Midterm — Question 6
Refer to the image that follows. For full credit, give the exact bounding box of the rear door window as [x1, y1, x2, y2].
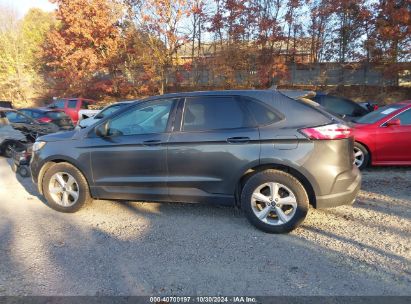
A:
[68, 100, 78, 109]
[182, 96, 251, 132]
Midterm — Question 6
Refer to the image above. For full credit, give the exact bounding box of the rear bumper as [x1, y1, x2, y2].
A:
[315, 167, 361, 208]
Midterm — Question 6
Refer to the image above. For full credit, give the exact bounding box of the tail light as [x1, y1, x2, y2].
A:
[373, 105, 379, 111]
[300, 123, 352, 140]
[37, 117, 52, 123]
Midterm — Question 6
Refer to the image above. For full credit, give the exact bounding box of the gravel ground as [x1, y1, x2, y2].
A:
[0, 157, 410, 296]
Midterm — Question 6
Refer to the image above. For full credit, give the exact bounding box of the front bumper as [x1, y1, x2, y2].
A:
[315, 167, 361, 208]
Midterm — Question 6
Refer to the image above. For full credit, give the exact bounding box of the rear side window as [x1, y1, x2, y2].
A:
[322, 96, 366, 117]
[182, 96, 250, 131]
[68, 100, 77, 108]
[243, 98, 282, 126]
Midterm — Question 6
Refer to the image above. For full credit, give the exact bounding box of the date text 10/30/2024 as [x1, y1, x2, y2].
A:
[149, 296, 257, 303]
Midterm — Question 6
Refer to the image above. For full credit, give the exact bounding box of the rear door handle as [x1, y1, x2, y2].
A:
[143, 140, 162, 146]
[227, 137, 250, 143]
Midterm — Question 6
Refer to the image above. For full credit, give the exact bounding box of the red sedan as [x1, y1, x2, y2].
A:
[352, 101, 411, 169]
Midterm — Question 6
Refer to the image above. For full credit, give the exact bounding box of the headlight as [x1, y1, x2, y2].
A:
[32, 141, 46, 152]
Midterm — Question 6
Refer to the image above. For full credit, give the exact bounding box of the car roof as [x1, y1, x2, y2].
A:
[21, 107, 63, 112]
[137, 89, 279, 102]
[60, 97, 96, 102]
[108, 101, 134, 105]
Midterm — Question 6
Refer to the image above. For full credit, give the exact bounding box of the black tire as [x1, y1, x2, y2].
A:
[18, 165, 30, 178]
[241, 169, 309, 233]
[42, 162, 92, 213]
[354, 142, 369, 170]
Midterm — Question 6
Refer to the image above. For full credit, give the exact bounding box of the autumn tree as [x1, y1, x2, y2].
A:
[0, 7, 55, 106]
[372, 0, 411, 63]
[133, 0, 193, 94]
[42, 0, 123, 98]
[250, 0, 288, 86]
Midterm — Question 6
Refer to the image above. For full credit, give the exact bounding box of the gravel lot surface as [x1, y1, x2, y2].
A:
[0, 157, 410, 296]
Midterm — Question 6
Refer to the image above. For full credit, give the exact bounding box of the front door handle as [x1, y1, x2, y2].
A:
[227, 137, 250, 143]
[143, 140, 162, 146]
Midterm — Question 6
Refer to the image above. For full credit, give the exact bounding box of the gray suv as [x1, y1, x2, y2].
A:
[30, 90, 361, 233]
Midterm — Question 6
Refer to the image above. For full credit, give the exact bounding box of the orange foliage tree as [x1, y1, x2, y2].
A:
[42, 0, 123, 98]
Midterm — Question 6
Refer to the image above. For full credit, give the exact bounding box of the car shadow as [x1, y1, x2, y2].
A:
[1, 157, 410, 295]
[2, 199, 410, 296]
[3, 157, 48, 205]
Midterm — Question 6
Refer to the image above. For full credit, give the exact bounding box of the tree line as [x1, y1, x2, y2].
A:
[0, 0, 410, 106]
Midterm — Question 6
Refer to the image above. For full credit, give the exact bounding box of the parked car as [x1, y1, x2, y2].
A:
[30, 90, 361, 233]
[311, 92, 370, 121]
[0, 108, 59, 143]
[77, 101, 133, 129]
[352, 101, 411, 169]
[359, 101, 379, 112]
[0, 112, 27, 157]
[48, 98, 97, 124]
[77, 108, 100, 124]
[20, 108, 74, 130]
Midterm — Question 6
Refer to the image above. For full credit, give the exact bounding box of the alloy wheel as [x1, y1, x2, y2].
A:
[48, 172, 80, 207]
[251, 182, 297, 226]
[354, 147, 364, 168]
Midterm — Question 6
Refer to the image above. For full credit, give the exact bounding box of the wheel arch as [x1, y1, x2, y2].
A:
[235, 163, 317, 208]
[354, 140, 372, 163]
[37, 157, 92, 195]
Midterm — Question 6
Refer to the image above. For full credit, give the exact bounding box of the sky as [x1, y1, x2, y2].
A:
[0, 0, 56, 18]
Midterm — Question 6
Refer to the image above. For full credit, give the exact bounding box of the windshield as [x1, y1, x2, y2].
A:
[354, 104, 404, 124]
[99, 104, 127, 117]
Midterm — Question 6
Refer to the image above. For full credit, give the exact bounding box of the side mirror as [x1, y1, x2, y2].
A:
[95, 113, 104, 119]
[95, 121, 109, 137]
[385, 119, 401, 127]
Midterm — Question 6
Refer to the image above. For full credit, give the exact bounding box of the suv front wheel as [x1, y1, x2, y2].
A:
[42, 162, 92, 212]
[241, 170, 309, 233]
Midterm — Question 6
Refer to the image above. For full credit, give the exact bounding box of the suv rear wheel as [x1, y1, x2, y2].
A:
[42, 162, 91, 212]
[241, 170, 309, 233]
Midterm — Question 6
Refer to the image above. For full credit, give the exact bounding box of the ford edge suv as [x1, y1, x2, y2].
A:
[30, 90, 361, 233]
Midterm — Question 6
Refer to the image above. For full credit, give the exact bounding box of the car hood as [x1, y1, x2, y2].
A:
[38, 129, 80, 142]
